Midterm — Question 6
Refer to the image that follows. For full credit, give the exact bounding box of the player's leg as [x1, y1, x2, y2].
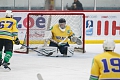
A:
[37, 41, 58, 56]
[2, 39, 13, 70]
[48, 41, 58, 56]
[49, 41, 58, 47]
[4, 39, 13, 63]
[67, 47, 74, 56]
[0, 39, 4, 66]
[58, 42, 69, 56]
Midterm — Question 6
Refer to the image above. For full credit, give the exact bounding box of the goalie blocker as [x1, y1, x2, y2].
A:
[37, 47, 74, 57]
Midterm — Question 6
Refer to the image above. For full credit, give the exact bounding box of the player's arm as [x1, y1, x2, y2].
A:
[12, 21, 20, 45]
[89, 58, 99, 80]
[68, 28, 82, 45]
[67, 28, 76, 41]
[12, 21, 18, 36]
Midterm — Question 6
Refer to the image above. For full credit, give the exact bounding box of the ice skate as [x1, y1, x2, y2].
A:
[1, 62, 11, 71]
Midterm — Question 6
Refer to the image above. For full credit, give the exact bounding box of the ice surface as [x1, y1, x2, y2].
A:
[0, 44, 120, 80]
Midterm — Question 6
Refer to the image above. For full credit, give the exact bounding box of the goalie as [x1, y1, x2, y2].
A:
[44, 18, 82, 56]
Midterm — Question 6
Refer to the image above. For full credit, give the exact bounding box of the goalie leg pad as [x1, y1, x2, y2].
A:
[37, 47, 58, 56]
[67, 47, 74, 57]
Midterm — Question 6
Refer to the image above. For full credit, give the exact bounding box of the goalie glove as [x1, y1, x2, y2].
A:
[70, 36, 82, 45]
[43, 30, 52, 40]
[14, 38, 20, 45]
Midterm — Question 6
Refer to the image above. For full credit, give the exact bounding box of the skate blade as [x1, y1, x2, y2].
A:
[1, 66, 11, 72]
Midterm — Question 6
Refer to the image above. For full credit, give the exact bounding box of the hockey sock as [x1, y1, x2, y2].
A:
[0, 51, 2, 59]
[4, 51, 12, 63]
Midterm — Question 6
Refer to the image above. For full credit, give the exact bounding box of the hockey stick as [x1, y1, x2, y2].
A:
[18, 44, 53, 56]
[49, 36, 68, 46]
[43, 15, 52, 47]
[37, 73, 43, 80]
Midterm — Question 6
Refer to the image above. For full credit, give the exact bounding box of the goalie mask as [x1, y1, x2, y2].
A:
[5, 10, 13, 18]
[59, 18, 66, 32]
[103, 39, 115, 51]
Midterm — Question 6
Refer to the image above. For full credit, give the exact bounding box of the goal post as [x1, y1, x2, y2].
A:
[14, 11, 85, 54]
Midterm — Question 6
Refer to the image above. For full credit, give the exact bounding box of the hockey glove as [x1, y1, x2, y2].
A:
[14, 38, 20, 45]
[69, 36, 82, 45]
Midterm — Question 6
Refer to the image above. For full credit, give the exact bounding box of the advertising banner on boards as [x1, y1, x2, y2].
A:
[0, 11, 120, 42]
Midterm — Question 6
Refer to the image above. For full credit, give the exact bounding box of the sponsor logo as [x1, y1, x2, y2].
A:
[86, 20, 93, 36]
[85, 15, 97, 18]
[101, 16, 117, 19]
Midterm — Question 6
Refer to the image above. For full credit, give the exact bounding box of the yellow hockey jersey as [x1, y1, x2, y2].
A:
[0, 17, 18, 40]
[50, 24, 74, 43]
[90, 51, 120, 80]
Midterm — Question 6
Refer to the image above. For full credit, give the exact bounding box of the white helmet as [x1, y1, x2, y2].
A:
[103, 39, 115, 51]
[5, 10, 13, 18]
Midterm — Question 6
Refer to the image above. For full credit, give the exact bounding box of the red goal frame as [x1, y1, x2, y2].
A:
[27, 11, 85, 53]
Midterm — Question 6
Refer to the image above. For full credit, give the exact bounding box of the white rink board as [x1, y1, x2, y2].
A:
[0, 11, 120, 41]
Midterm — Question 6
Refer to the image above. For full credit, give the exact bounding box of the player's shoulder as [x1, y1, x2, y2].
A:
[94, 51, 119, 59]
[50, 24, 58, 30]
[5, 18, 17, 22]
[53, 24, 59, 27]
[0, 18, 16, 22]
[111, 51, 120, 56]
[0, 17, 5, 21]
[0, 17, 4, 19]
[51, 24, 59, 29]
[10, 18, 17, 22]
[93, 52, 105, 59]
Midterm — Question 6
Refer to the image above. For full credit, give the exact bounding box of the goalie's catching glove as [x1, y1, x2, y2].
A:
[14, 38, 20, 45]
[69, 36, 82, 45]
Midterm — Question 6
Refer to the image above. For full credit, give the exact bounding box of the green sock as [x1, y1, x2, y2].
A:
[0, 51, 2, 59]
[4, 51, 12, 63]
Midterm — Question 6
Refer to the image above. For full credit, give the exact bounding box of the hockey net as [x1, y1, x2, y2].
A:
[14, 11, 85, 54]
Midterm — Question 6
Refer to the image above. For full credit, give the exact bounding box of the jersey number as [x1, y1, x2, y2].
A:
[0, 21, 13, 28]
[102, 58, 120, 73]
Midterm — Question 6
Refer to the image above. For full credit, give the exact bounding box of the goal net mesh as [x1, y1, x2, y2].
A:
[14, 12, 85, 53]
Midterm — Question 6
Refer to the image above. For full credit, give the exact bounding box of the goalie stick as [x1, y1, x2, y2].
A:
[49, 36, 68, 46]
[43, 15, 52, 47]
[18, 44, 53, 56]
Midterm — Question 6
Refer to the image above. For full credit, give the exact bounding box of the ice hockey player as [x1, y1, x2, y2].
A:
[43, 18, 82, 56]
[0, 10, 20, 71]
[89, 39, 120, 80]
